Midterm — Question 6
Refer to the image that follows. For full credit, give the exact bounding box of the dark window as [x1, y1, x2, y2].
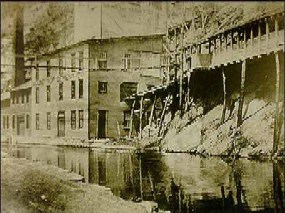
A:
[22, 93, 25, 104]
[98, 81, 107, 94]
[79, 79, 83, 99]
[12, 115, 15, 129]
[7, 115, 9, 129]
[71, 81, 76, 99]
[59, 58, 64, 75]
[26, 114, 29, 129]
[16, 94, 19, 104]
[71, 110, 76, 130]
[123, 111, 131, 129]
[59, 83, 63, 100]
[47, 86, 51, 102]
[36, 114, 40, 130]
[36, 65, 39, 80]
[12, 93, 15, 104]
[79, 110, 84, 129]
[123, 53, 131, 70]
[36, 87, 39, 104]
[120, 82, 138, 102]
[47, 60, 50, 77]
[79, 51, 83, 71]
[98, 52, 107, 70]
[47, 112, 51, 130]
[71, 53, 76, 72]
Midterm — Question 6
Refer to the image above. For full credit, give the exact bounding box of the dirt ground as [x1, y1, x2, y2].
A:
[1, 153, 154, 213]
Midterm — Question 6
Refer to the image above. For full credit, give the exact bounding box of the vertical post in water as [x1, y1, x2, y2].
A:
[179, 26, 184, 112]
[221, 67, 227, 124]
[139, 155, 143, 199]
[273, 51, 280, 154]
[148, 95, 157, 127]
[237, 60, 246, 127]
[129, 100, 135, 138]
[139, 96, 143, 140]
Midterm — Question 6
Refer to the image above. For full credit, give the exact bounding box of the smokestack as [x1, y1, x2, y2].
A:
[14, 5, 25, 87]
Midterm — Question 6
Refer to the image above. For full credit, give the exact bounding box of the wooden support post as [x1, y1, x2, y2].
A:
[237, 60, 246, 127]
[148, 95, 157, 127]
[219, 34, 222, 54]
[139, 155, 143, 199]
[243, 29, 247, 58]
[258, 21, 261, 52]
[265, 18, 269, 48]
[274, 15, 279, 48]
[221, 67, 227, 124]
[129, 100, 135, 138]
[158, 95, 170, 136]
[139, 96, 143, 140]
[273, 51, 280, 154]
[250, 27, 253, 49]
[179, 52, 183, 111]
[185, 70, 191, 112]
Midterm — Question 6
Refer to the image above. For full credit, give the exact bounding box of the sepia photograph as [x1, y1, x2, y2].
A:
[1, 1, 284, 212]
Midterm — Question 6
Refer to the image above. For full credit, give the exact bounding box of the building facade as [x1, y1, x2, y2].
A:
[20, 34, 164, 140]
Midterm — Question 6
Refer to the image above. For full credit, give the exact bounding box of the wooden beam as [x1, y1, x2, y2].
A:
[273, 51, 280, 154]
[129, 100, 135, 138]
[221, 67, 227, 124]
[139, 96, 143, 140]
[258, 20, 261, 51]
[237, 60, 246, 127]
[274, 15, 279, 48]
[148, 95, 157, 127]
[158, 95, 171, 137]
[265, 17, 269, 48]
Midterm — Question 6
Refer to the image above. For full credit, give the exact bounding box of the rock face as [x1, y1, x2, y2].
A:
[160, 99, 284, 157]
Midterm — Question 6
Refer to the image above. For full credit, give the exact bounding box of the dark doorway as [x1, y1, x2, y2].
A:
[98, 110, 107, 138]
[17, 115, 25, 136]
[57, 111, 65, 137]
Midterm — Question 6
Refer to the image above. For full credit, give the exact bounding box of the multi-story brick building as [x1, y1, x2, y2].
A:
[23, 34, 164, 140]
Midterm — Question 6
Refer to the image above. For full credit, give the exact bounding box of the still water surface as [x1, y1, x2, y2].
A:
[4, 144, 285, 213]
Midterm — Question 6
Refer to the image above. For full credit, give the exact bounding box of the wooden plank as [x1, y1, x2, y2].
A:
[266, 17, 269, 48]
[158, 95, 171, 137]
[273, 51, 280, 154]
[237, 60, 246, 127]
[128, 100, 135, 138]
[148, 95, 157, 127]
[221, 67, 227, 124]
[139, 97, 143, 140]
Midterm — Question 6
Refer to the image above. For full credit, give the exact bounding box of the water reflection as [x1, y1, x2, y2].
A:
[4, 145, 284, 212]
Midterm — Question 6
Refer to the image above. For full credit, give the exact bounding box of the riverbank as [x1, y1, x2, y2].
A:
[1, 152, 155, 213]
[159, 99, 284, 158]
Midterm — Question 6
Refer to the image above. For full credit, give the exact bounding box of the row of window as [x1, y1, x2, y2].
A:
[11, 91, 30, 105]
[3, 115, 30, 130]
[35, 110, 84, 130]
[35, 79, 84, 103]
[36, 51, 84, 80]
[35, 52, 135, 78]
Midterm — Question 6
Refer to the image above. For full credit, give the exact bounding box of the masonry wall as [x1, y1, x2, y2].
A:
[31, 43, 89, 139]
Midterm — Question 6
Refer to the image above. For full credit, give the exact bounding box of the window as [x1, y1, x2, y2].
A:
[71, 53, 76, 72]
[16, 94, 19, 104]
[71, 110, 76, 129]
[26, 114, 29, 129]
[47, 86, 51, 102]
[21, 93, 25, 104]
[79, 110, 84, 128]
[47, 60, 50, 77]
[98, 81, 107, 94]
[71, 81, 76, 99]
[12, 115, 15, 129]
[98, 52, 107, 70]
[123, 53, 131, 70]
[59, 83, 63, 100]
[36, 114, 40, 130]
[26, 91, 29, 103]
[36, 87, 39, 104]
[36, 65, 39, 80]
[3, 116, 5, 129]
[59, 58, 64, 75]
[12, 93, 15, 104]
[120, 82, 138, 102]
[79, 51, 83, 71]
[79, 79, 83, 99]
[47, 112, 51, 130]
[6, 116, 9, 129]
[123, 111, 131, 129]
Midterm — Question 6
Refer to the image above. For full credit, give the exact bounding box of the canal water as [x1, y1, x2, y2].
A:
[3, 144, 284, 213]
